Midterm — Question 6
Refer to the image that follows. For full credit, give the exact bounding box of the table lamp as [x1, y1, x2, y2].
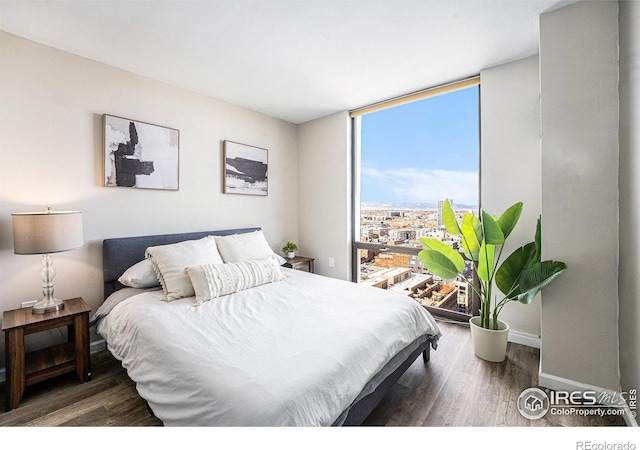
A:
[12, 208, 84, 314]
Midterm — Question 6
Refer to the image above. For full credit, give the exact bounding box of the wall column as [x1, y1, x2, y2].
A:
[539, 0, 620, 391]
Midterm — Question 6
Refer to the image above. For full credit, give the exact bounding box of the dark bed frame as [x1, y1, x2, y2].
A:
[102, 227, 438, 426]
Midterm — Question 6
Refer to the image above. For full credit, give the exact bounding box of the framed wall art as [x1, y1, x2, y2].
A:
[104, 114, 180, 190]
[223, 140, 268, 196]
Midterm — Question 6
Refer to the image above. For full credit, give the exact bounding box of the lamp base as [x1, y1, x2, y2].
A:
[32, 297, 65, 314]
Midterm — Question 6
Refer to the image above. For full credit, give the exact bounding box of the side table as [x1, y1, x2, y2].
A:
[2, 297, 91, 411]
[283, 256, 315, 273]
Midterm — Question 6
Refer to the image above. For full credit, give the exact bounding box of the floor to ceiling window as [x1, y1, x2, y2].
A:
[351, 78, 480, 320]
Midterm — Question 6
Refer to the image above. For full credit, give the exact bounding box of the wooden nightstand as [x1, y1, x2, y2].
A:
[283, 256, 315, 273]
[2, 297, 91, 411]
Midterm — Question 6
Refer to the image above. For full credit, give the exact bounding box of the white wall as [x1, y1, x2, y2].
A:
[0, 31, 299, 360]
[297, 112, 352, 280]
[539, 1, 620, 391]
[480, 55, 542, 342]
[619, 0, 640, 395]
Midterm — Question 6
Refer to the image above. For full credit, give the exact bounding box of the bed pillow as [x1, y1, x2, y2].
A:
[145, 236, 224, 301]
[186, 255, 285, 305]
[214, 230, 286, 265]
[117, 259, 161, 288]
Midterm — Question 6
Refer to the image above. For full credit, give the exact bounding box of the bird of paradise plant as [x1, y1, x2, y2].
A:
[419, 200, 567, 330]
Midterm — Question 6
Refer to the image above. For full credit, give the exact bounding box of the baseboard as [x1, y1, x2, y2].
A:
[0, 339, 107, 384]
[539, 371, 638, 427]
[508, 329, 541, 349]
[90, 338, 106, 353]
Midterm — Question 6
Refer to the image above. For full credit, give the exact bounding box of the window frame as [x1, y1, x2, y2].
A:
[350, 77, 481, 321]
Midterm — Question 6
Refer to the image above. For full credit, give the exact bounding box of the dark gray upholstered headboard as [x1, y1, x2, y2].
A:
[102, 227, 260, 299]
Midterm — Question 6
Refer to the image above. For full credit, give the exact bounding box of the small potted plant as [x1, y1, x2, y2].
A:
[419, 200, 567, 362]
[282, 242, 298, 259]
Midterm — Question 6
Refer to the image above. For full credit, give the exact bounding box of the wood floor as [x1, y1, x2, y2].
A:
[0, 320, 625, 427]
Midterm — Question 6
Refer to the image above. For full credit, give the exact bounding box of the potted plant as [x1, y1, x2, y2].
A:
[282, 242, 298, 259]
[419, 200, 567, 362]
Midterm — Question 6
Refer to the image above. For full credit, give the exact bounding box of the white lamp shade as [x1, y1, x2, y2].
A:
[12, 210, 83, 254]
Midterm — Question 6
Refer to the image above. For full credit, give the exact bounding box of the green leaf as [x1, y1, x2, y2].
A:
[420, 238, 465, 273]
[516, 289, 539, 306]
[418, 249, 460, 280]
[481, 210, 505, 245]
[497, 202, 523, 240]
[519, 261, 567, 294]
[477, 241, 495, 282]
[495, 243, 537, 298]
[515, 260, 567, 304]
[442, 200, 462, 236]
[461, 214, 481, 261]
[533, 216, 542, 265]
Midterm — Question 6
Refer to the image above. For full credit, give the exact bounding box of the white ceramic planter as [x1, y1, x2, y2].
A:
[287, 251, 295, 259]
[469, 316, 510, 362]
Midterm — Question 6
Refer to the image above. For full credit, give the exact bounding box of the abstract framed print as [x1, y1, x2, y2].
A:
[104, 114, 179, 190]
[223, 140, 268, 196]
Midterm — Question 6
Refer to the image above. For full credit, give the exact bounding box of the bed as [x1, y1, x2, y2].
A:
[93, 228, 441, 426]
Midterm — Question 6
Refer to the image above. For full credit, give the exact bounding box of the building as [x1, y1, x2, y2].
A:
[456, 281, 470, 313]
[437, 199, 451, 227]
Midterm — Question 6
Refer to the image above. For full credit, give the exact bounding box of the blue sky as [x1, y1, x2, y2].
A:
[360, 86, 479, 206]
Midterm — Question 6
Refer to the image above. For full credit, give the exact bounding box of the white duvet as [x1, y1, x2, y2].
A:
[95, 268, 440, 426]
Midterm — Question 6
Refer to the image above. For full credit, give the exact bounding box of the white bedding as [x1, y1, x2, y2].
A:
[95, 268, 440, 426]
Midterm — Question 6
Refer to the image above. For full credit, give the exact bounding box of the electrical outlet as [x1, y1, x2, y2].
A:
[328, 257, 335, 268]
[21, 300, 36, 308]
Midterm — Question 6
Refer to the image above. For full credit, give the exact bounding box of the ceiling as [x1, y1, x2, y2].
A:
[0, 0, 577, 124]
